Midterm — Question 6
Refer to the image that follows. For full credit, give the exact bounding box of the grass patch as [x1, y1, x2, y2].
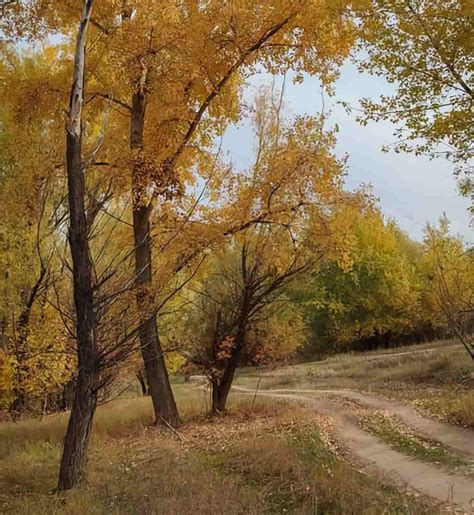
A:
[195, 415, 435, 514]
[360, 411, 474, 476]
[289, 426, 435, 514]
[412, 391, 474, 429]
[188, 406, 436, 514]
[0, 385, 210, 461]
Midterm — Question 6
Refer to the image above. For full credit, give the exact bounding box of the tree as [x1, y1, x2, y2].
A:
[177, 99, 362, 412]
[295, 209, 426, 354]
[356, 0, 474, 199]
[56, 0, 99, 491]
[423, 217, 474, 359]
[181, 232, 310, 412]
[111, 0, 358, 426]
[0, 73, 73, 415]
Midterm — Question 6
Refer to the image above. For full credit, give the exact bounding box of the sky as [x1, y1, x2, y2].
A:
[222, 63, 473, 243]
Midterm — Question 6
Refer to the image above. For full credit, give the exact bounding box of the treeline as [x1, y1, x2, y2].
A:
[0, 0, 472, 492]
[291, 213, 473, 357]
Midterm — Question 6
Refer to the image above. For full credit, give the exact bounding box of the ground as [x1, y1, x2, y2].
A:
[0, 339, 473, 514]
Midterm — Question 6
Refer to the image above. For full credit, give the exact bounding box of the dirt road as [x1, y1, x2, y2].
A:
[233, 387, 474, 512]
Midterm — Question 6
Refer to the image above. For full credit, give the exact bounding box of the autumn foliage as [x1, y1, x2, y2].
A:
[0, 0, 472, 491]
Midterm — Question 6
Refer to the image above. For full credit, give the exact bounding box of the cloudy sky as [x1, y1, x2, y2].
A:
[222, 63, 472, 243]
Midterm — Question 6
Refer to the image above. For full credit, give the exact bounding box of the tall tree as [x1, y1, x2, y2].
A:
[0, 46, 74, 416]
[83, 0, 357, 425]
[178, 97, 362, 411]
[58, 0, 98, 491]
[423, 217, 474, 359]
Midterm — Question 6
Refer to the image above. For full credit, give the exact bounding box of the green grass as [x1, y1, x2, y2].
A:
[359, 412, 474, 476]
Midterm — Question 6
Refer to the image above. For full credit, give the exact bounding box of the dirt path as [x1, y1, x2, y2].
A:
[239, 387, 474, 457]
[328, 388, 474, 456]
[233, 387, 474, 512]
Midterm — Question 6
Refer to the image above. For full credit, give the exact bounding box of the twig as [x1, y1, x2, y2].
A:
[157, 415, 185, 442]
[250, 377, 262, 414]
[203, 386, 208, 413]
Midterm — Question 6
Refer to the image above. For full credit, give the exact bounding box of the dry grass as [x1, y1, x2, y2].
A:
[0, 389, 436, 514]
[0, 385, 214, 458]
[413, 391, 474, 428]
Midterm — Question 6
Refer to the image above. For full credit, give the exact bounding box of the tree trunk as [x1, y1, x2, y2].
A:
[136, 369, 148, 396]
[211, 324, 246, 413]
[211, 363, 238, 413]
[57, 362, 99, 490]
[58, 0, 100, 491]
[130, 90, 181, 427]
[11, 266, 48, 415]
